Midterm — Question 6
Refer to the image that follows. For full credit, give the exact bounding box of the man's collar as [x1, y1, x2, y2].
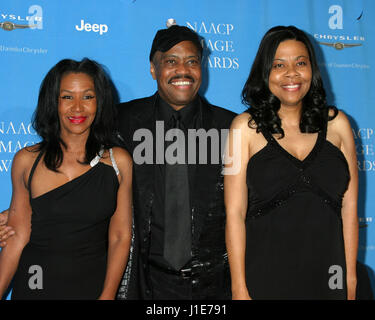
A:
[156, 93, 200, 127]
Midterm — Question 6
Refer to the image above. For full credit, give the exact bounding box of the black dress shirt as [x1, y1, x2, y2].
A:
[149, 94, 201, 270]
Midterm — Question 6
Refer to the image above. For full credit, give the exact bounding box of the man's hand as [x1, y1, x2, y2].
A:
[0, 209, 14, 247]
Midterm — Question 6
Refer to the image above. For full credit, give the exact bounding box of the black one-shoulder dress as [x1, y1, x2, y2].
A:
[12, 151, 119, 299]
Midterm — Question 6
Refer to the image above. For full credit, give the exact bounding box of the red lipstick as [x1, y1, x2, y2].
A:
[68, 116, 87, 124]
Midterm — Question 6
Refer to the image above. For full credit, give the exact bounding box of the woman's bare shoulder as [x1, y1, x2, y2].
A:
[231, 112, 250, 127]
[329, 110, 352, 134]
[111, 147, 132, 166]
[11, 144, 41, 183]
[230, 112, 259, 136]
[13, 144, 40, 167]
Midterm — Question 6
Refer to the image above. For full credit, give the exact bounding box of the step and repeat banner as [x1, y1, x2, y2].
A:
[1, 0, 374, 299]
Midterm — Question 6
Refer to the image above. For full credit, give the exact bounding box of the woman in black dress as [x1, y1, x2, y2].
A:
[224, 26, 358, 299]
[0, 59, 133, 299]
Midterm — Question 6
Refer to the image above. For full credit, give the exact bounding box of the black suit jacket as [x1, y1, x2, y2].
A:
[116, 93, 236, 299]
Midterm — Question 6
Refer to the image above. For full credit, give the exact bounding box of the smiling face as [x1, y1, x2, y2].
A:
[58, 72, 97, 138]
[268, 39, 312, 110]
[150, 40, 202, 110]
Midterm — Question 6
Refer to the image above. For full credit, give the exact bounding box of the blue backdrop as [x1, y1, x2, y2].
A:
[1, 0, 374, 299]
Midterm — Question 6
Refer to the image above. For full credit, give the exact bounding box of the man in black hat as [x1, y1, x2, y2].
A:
[116, 24, 236, 300]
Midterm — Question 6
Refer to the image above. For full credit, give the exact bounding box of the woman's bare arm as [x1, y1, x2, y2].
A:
[224, 113, 252, 300]
[98, 147, 133, 300]
[0, 149, 33, 298]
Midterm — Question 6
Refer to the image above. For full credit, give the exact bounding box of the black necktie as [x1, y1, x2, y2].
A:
[163, 112, 191, 270]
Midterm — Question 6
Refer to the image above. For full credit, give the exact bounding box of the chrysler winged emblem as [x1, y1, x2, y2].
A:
[0, 21, 36, 31]
[319, 42, 362, 50]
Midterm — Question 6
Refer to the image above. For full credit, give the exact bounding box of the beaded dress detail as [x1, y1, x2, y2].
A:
[245, 121, 349, 299]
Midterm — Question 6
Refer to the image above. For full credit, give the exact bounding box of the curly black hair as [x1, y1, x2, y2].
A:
[242, 25, 337, 138]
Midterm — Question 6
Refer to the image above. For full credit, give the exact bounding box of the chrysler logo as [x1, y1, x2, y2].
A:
[0, 21, 36, 31]
[319, 42, 362, 50]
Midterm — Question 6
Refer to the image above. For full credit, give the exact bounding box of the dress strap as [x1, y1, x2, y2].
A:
[89, 148, 119, 176]
[321, 108, 329, 140]
[260, 127, 276, 143]
[109, 148, 120, 176]
[90, 149, 105, 167]
[27, 150, 44, 197]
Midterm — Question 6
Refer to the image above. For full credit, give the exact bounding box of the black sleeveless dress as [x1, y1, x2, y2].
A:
[11, 152, 119, 299]
[245, 123, 349, 299]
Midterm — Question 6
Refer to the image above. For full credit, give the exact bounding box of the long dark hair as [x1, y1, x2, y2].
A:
[32, 58, 120, 171]
[242, 25, 337, 137]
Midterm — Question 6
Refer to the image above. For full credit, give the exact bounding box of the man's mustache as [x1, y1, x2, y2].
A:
[168, 75, 195, 84]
